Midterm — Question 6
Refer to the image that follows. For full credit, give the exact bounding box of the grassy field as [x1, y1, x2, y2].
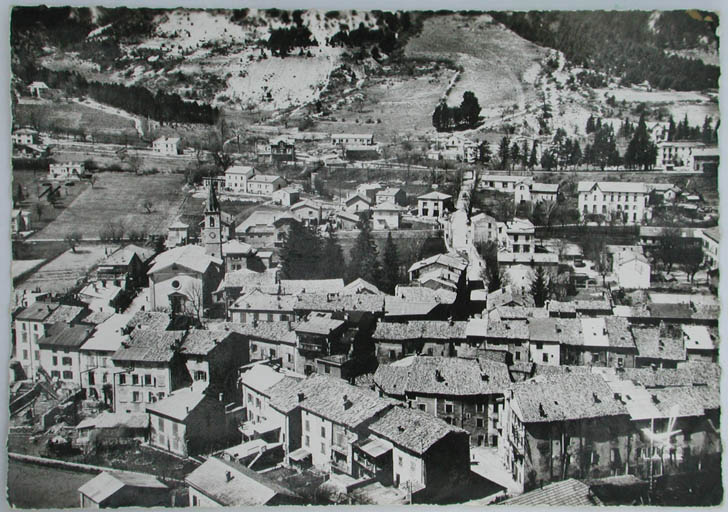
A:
[14, 99, 139, 141]
[30, 172, 189, 240]
[7, 460, 94, 508]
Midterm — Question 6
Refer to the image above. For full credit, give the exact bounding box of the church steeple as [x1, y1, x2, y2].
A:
[203, 179, 223, 259]
[206, 179, 220, 213]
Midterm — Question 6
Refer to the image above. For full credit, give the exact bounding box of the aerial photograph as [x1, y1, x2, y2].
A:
[6, 6, 722, 508]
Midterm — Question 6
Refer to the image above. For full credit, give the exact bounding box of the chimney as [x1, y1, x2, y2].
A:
[539, 403, 547, 418]
[297, 392, 305, 403]
[397, 425, 405, 433]
[219, 392, 224, 402]
[435, 369, 444, 382]
[225, 471, 233, 482]
[592, 392, 601, 404]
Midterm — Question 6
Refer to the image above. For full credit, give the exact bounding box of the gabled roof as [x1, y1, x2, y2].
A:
[702, 226, 720, 243]
[126, 310, 170, 332]
[368, 406, 466, 456]
[186, 457, 298, 507]
[215, 268, 277, 293]
[37, 324, 94, 349]
[335, 210, 360, 222]
[15, 301, 58, 321]
[295, 315, 345, 335]
[373, 320, 468, 341]
[222, 239, 256, 256]
[249, 174, 285, 184]
[384, 296, 440, 318]
[376, 187, 403, 197]
[224, 165, 255, 176]
[486, 320, 529, 340]
[211, 321, 298, 345]
[408, 252, 467, 273]
[531, 182, 560, 193]
[512, 372, 628, 423]
[180, 329, 237, 356]
[500, 479, 601, 506]
[294, 293, 385, 314]
[280, 279, 344, 295]
[394, 285, 456, 304]
[345, 194, 372, 206]
[46, 304, 85, 324]
[372, 201, 401, 212]
[374, 356, 509, 397]
[342, 278, 383, 295]
[81, 313, 133, 352]
[577, 181, 648, 194]
[148, 245, 222, 275]
[417, 191, 451, 201]
[240, 364, 287, 395]
[230, 289, 297, 312]
[632, 326, 685, 362]
[79, 471, 167, 504]
[290, 200, 320, 211]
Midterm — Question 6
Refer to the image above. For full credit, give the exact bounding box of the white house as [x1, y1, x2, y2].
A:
[166, 220, 189, 248]
[12, 129, 38, 146]
[247, 175, 286, 195]
[372, 202, 401, 230]
[655, 141, 705, 170]
[152, 136, 180, 156]
[613, 250, 651, 289]
[331, 133, 374, 146]
[417, 191, 451, 218]
[290, 200, 322, 226]
[49, 162, 85, 180]
[224, 166, 255, 193]
[577, 181, 649, 224]
[272, 187, 300, 207]
[345, 194, 373, 213]
[28, 81, 49, 97]
[427, 134, 480, 163]
[530, 183, 559, 203]
[701, 226, 720, 270]
[504, 218, 535, 254]
[147, 245, 223, 315]
[479, 174, 530, 193]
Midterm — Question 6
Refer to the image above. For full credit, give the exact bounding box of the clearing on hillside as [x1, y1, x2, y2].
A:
[30, 172, 188, 240]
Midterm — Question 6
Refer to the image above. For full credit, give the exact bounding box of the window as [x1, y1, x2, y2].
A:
[61, 356, 72, 366]
[256, 398, 261, 408]
[542, 353, 549, 363]
[251, 343, 257, 352]
[445, 403, 454, 414]
[52, 356, 58, 366]
[321, 426, 326, 438]
[476, 418, 484, 428]
[324, 365, 330, 374]
[62, 371, 73, 380]
[132, 374, 139, 385]
[536, 342, 543, 350]
[418, 403, 427, 412]
[51, 370, 60, 378]
[476, 404, 485, 413]
[305, 435, 310, 447]
[22, 350, 28, 360]
[287, 354, 292, 363]
[172, 423, 179, 436]
[88, 372, 95, 385]
[515, 352, 521, 361]
[132, 391, 141, 402]
[321, 443, 326, 455]
[389, 350, 396, 360]
[194, 371, 207, 381]
[144, 374, 153, 386]
[305, 420, 310, 432]
[269, 349, 276, 359]
[119, 374, 127, 385]
[398, 456, 403, 467]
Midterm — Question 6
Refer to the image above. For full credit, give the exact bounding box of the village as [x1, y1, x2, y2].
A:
[7, 7, 723, 510]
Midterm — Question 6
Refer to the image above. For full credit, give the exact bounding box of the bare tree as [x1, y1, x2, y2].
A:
[64, 231, 82, 253]
[142, 200, 154, 214]
[187, 281, 206, 325]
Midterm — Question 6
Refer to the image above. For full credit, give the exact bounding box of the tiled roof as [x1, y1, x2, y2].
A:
[486, 285, 534, 311]
[279, 279, 345, 295]
[240, 364, 287, 395]
[393, 286, 456, 304]
[373, 321, 467, 341]
[632, 327, 685, 361]
[486, 320, 529, 340]
[531, 182, 559, 193]
[647, 303, 693, 320]
[417, 191, 451, 200]
[112, 329, 184, 363]
[81, 313, 133, 352]
[81, 310, 115, 326]
[148, 245, 222, 275]
[15, 302, 59, 322]
[295, 315, 345, 335]
[46, 304, 85, 324]
[547, 300, 577, 314]
[336, 210, 360, 222]
[266, 375, 311, 413]
[180, 329, 236, 356]
[345, 194, 372, 206]
[215, 268, 278, 293]
[374, 356, 510, 396]
[294, 293, 385, 314]
[186, 457, 297, 507]
[230, 290, 297, 312]
[249, 174, 285, 184]
[676, 361, 720, 389]
[37, 324, 94, 349]
[494, 306, 549, 321]
[383, 297, 439, 318]
[408, 253, 467, 273]
[211, 321, 298, 345]
[702, 226, 720, 243]
[126, 311, 170, 332]
[500, 478, 601, 506]
[222, 239, 256, 255]
[224, 165, 254, 176]
[528, 318, 561, 343]
[369, 406, 466, 455]
[297, 375, 394, 428]
[617, 367, 704, 388]
[604, 317, 635, 349]
[512, 372, 628, 423]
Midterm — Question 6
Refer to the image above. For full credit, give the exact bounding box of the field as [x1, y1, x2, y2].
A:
[594, 88, 719, 127]
[14, 99, 139, 141]
[405, 14, 548, 125]
[7, 460, 94, 508]
[15, 243, 120, 293]
[30, 172, 189, 240]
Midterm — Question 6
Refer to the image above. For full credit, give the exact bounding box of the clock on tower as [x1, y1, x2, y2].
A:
[203, 182, 223, 259]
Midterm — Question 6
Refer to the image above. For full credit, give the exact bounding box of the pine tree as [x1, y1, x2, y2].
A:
[498, 136, 510, 169]
[529, 142, 538, 169]
[667, 116, 676, 141]
[586, 114, 595, 134]
[280, 222, 321, 279]
[319, 234, 346, 279]
[380, 231, 401, 294]
[348, 220, 382, 285]
[460, 91, 481, 128]
[530, 266, 550, 307]
[521, 140, 529, 169]
[510, 142, 520, 170]
[702, 115, 713, 144]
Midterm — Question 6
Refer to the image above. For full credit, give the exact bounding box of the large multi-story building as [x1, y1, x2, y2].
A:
[577, 181, 650, 224]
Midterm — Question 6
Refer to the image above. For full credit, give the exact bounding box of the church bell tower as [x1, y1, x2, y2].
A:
[203, 181, 223, 259]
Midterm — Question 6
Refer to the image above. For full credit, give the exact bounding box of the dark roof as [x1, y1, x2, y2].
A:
[486, 320, 529, 340]
[37, 324, 94, 349]
[373, 356, 510, 397]
[632, 326, 686, 361]
[266, 375, 312, 413]
[618, 367, 714, 389]
[126, 311, 170, 332]
[373, 321, 468, 341]
[112, 329, 184, 363]
[45, 304, 85, 324]
[368, 406, 466, 455]
[78, 471, 167, 504]
[604, 317, 635, 349]
[647, 303, 693, 320]
[180, 329, 237, 356]
[512, 373, 628, 423]
[15, 301, 57, 321]
[212, 322, 298, 345]
[500, 478, 601, 506]
[295, 293, 385, 314]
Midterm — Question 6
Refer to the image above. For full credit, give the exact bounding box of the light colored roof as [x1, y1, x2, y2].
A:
[230, 289, 297, 312]
[222, 239, 256, 255]
[333, 133, 373, 139]
[345, 194, 372, 206]
[377, 187, 403, 196]
[372, 201, 401, 212]
[342, 278, 383, 295]
[225, 165, 254, 176]
[280, 278, 344, 295]
[79, 282, 122, 302]
[408, 252, 467, 273]
[369, 406, 466, 455]
[682, 324, 715, 351]
[577, 181, 648, 194]
[126, 310, 170, 332]
[632, 326, 685, 362]
[336, 210, 360, 222]
[146, 385, 208, 421]
[112, 329, 183, 363]
[417, 191, 451, 200]
[215, 268, 277, 293]
[81, 313, 133, 352]
[295, 315, 345, 335]
[249, 174, 285, 184]
[148, 245, 222, 275]
[531, 182, 559, 193]
[703, 226, 720, 243]
[290, 199, 320, 211]
[94, 411, 149, 429]
[295, 293, 385, 314]
[168, 220, 189, 229]
[186, 457, 297, 506]
[154, 136, 179, 143]
[240, 364, 287, 395]
[46, 304, 85, 324]
[384, 296, 439, 318]
[505, 217, 534, 232]
[79, 471, 167, 504]
[395, 285, 456, 304]
[500, 479, 601, 506]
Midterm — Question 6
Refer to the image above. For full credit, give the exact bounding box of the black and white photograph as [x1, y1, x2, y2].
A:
[5, 5, 723, 508]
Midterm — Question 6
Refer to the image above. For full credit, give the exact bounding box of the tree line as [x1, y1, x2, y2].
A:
[432, 91, 482, 132]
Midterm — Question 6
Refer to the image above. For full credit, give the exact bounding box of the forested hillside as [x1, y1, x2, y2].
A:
[490, 10, 719, 91]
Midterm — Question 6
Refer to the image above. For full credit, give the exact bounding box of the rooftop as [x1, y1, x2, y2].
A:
[112, 329, 184, 363]
[222, 239, 256, 256]
[373, 320, 468, 341]
[280, 278, 345, 295]
[577, 181, 648, 194]
[408, 253, 467, 273]
[342, 278, 383, 295]
[632, 326, 685, 362]
[295, 293, 385, 314]
[374, 356, 510, 396]
[180, 329, 236, 356]
[369, 406, 466, 455]
[46, 304, 85, 324]
[224, 165, 255, 176]
[125, 310, 170, 332]
[295, 314, 346, 335]
[240, 364, 287, 395]
[15, 301, 58, 322]
[230, 290, 297, 312]
[148, 245, 222, 275]
[79, 471, 167, 504]
[500, 478, 601, 506]
[210, 321, 298, 345]
[81, 313, 133, 352]
[37, 324, 94, 349]
[146, 385, 209, 421]
[249, 174, 285, 184]
[417, 191, 452, 201]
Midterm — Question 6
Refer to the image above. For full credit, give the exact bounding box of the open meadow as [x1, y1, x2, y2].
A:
[29, 172, 188, 240]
